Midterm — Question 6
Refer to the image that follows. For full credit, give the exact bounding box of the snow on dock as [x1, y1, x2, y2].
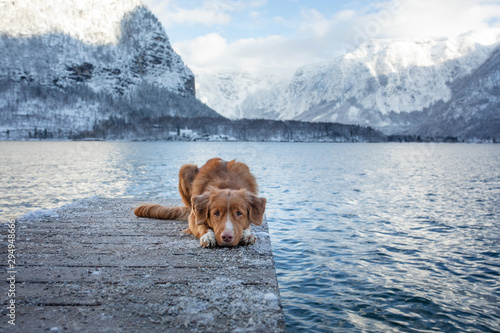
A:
[2, 197, 285, 332]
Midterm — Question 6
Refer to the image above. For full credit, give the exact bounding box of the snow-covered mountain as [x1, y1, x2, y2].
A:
[196, 29, 500, 138]
[195, 70, 287, 120]
[1, 1, 195, 96]
[0, 0, 219, 139]
[1, 0, 142, 45]
[416, 44, 500, 139]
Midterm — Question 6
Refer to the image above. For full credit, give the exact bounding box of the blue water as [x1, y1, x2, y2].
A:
[1, 141, 500, 332]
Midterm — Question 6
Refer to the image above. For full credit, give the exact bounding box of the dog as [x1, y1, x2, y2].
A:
[134, 158, 267, 248]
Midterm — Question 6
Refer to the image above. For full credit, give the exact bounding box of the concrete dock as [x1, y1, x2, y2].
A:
[1, 197, 285, 332]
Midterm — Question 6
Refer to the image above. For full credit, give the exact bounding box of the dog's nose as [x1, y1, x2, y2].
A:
[221, 232, 234, 243]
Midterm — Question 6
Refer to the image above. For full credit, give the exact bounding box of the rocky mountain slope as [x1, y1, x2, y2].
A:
[196, 30, 500, 138]
[416, 45, 500, 139]
[195, 70, 286, 120]
[1, 6, 195, 95]
[0, 1, 220, 139]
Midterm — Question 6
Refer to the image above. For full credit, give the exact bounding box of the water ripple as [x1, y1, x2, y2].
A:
[1, 142, 499, 332]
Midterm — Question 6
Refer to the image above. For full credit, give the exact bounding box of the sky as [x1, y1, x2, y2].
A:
[143, 0, 500, 76]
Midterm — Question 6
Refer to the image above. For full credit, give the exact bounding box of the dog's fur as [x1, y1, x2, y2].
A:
[134, 158, 267, 248]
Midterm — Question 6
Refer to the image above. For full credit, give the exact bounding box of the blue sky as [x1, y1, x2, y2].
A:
[142, 0, 500, 75]
[145, 0, 376, 42]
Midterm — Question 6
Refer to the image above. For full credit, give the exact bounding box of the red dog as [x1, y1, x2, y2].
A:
[134, 158, 267, 248]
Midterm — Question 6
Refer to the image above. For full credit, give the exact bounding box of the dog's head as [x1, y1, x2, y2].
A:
[192, 187, 267, 247]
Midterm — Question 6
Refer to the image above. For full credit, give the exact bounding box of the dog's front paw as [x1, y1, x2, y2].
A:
[240, 228, 256, 246]
[200, 229, 217, 248]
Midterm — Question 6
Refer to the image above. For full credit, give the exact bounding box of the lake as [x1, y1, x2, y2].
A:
[1, 141, 499, 332]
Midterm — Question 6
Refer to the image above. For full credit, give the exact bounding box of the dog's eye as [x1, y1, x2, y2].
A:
[213, 210, 220, 217]
[236, 211, 243, 217]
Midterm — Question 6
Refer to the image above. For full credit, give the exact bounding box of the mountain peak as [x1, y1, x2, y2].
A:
[0, 0, 143, 45]
[0, 1, 217, 140]
[195, 29, 500, 137]
[1, 3, 194, 96]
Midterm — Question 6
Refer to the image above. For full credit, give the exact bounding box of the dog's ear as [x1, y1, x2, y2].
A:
[192, 192, 210, 225]
[247, 192, 267, 226]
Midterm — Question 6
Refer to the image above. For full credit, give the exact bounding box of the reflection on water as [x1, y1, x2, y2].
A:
[1, 141, 499, 332]
[0, 141, 267, 219]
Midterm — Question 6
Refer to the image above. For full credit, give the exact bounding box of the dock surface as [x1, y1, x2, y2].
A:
[2, 197, 285, 332]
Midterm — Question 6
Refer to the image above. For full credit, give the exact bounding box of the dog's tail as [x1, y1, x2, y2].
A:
[134, 204, 190, 221]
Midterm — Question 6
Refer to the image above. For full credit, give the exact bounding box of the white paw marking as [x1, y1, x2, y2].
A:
[241, 228, 256, 245]
[200, 229, 216, 248]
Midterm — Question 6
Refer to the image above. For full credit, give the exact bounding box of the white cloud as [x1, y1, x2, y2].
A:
[299, 9, 332, 37]
[174, 33, 300, 76]
[144, 0, 267, 27]
[167, 0, 500, 76]
[353, 0, 500, 40]
[299, 9, 357, 38]
[161, 1, 232, 26]
[175, 33, 228, 66]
